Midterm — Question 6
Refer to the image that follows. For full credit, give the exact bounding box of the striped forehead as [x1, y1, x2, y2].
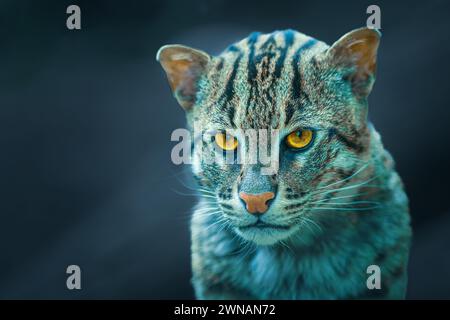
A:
[205, 30, 326, 130]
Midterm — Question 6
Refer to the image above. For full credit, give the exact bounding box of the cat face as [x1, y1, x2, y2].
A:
[158, 28, 380, 245]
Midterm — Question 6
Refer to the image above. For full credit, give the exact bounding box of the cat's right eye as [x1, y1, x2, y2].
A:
[215, 132, 238, 151]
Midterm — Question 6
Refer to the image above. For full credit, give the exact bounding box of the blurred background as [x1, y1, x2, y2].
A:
[0, 0, 449, 299]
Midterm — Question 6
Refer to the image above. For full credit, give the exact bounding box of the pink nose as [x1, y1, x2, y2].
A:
[239, 192, 275, 215]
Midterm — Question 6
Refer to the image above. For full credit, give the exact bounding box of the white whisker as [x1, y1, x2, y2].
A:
[311, 175, 381, 197]
[307, 205, 381, 212]
[309, 200, 380, 206]
[316, 162, 371, 191]
[312, 192, 370, 203]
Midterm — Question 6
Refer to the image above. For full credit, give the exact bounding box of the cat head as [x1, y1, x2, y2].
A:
[157, 28, 380, 245]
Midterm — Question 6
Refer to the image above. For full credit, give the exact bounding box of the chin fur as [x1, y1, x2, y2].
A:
[234, 225, 298, 246]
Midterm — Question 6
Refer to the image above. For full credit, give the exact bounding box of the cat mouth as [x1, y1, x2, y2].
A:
[238, 221, 290, 231]
[235, 220, 294, 245]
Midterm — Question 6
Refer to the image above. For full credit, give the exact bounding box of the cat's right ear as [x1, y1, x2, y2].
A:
[156, 45, 211, 111]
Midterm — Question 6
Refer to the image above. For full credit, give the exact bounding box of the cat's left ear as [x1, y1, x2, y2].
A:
[157, 44, 211, 110]
[326, 27, 381, 98]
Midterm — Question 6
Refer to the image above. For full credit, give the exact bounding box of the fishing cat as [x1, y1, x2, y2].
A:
[157, 27, 411, 299]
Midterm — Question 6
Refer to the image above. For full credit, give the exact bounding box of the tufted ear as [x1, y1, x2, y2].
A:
[156, 44, 210, 110]
[327, 27, 381, 98]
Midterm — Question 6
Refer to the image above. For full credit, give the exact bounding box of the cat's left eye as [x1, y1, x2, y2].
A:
[215, 132, 238, 151]
[285, 129, 314, 150]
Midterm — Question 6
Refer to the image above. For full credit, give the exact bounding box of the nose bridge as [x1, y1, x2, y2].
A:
[239, 165, 275, 195]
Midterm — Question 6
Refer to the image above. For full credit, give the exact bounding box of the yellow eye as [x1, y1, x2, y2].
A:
[215, 132, 238, 151]
[285, 129, 314, 150]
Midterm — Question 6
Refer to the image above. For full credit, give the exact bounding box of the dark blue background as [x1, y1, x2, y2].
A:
[0, 0, 449, 298]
